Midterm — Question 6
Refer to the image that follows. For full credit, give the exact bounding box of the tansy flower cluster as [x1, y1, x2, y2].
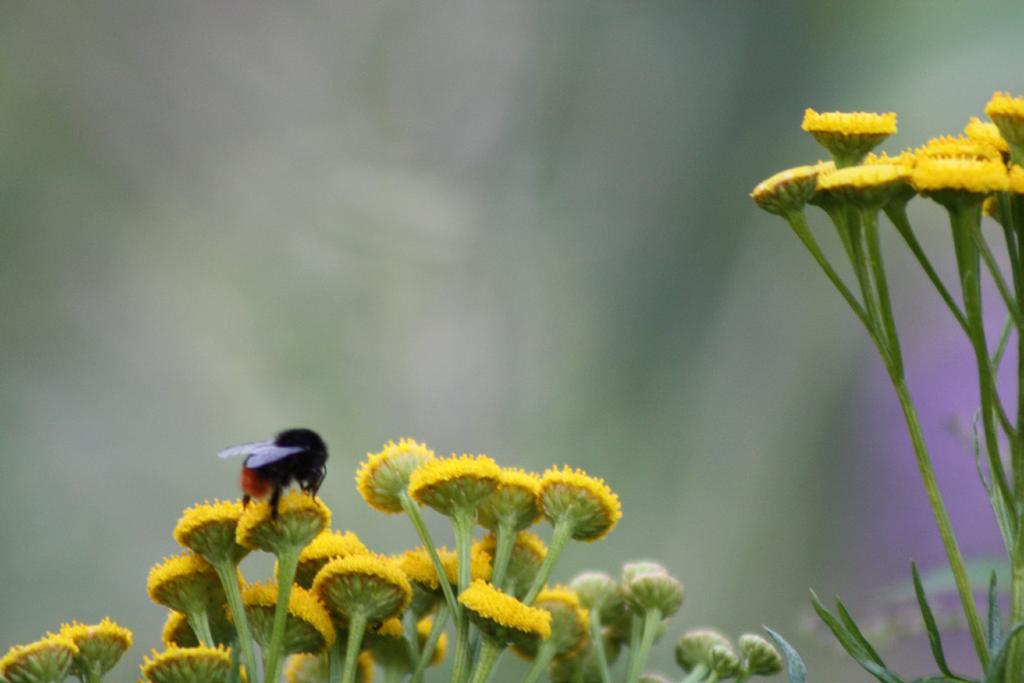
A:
[753, 91, 1024, 682]
[2, 439, 789, 683]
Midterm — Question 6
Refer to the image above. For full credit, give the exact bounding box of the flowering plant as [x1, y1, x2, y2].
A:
[1, 439, 794, 683]
[753, 92, 1024, 682]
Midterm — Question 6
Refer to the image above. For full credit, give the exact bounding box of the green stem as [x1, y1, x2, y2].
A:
[187, 610, 215, 647]
[680, 664, 709, 683]
[489, 523, 516, 589]
[264, 549, 300, 683]
[412, 605, 449, 683]
[329, 638, 344, 683]
[784, 210, 874, 333]
[625, 608, 662, 683]
[341, 612, 369, 683]
[466, 639, 505, 683]
[861, 210, 904, 374]
[849, 209, 896, 370]
[524, 518, 573, 605]
[972, 224, 1024, 328]
[450, 510, 475, 683]
[588, 609, 611, 683]
[520, 642, 557, 683]
[400, 492, 462, 620]
[886, 203, 969, 334]
[950, 207, 1015, 514]
[621, 611, 643, 683]
[213, 561, 259, 683]
[1008, 192, 1024, 680]
[892, 377, 990, 670]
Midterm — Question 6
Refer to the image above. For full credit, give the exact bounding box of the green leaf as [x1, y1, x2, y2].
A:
[763, 627, 805, 683]
[911, 561, 960, 680]
[982, 623, 1024, 683]
[809, 590, 905, 683]
[988, 571, 1002, 655]
[836, 596, 888, 667]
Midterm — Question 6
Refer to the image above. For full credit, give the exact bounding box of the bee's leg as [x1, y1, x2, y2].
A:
[311, 467, 326, 497]
[243, 494, 251, 508]
[269, 485, 282, 519]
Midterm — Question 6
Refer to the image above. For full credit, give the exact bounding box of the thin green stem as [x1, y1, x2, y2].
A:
[488, 523, 516, 589]
[783, 211, 874, 333]
[187, 610, 214, 648]
[971, 226, 1024, 328]
[892, 377, 990, 670]
[1008, 192, 1024, 679]
[264, 548, 300, 683]
[680, 664, 709, 683]
[466, 638, 505, 683]
[886, 203, 969, 333]
[950, 208, 1015, 514]
[520, 642, 557, 683]
[848, 209, 896, 370]
[213, 561, 259, 683]
[588, 609, 612, 683]
[450, 510, 475, 683]
[400, 492, 461, 620]
[862, 209, 903, 375]
[412, 605, 449, 683]
[524, 518, 573, 605]
[621, 612, 643, 683]
[329, 638, 344, 683]
[625, 608, 662, 683]
[341, 612, 369, 683]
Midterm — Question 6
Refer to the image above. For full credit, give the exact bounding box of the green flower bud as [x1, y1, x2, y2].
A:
[638, 674, 672, 683]
[709, 644, 741, 679]
[569, 572, 625, 621]
[621, 562, 667, 584]
[623, 572, 684, 617]
[738, 634, 782, 676]
[675, 629, 732, 673]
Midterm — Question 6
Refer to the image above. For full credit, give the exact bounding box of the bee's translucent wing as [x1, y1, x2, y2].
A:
[218, 440, 272, 459]
[243, 445, 306, 468]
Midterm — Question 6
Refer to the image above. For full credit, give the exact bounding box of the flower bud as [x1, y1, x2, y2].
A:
[620, 562, 666, 584]
[569, 572, 624, 622]
[623, 571, 684, 617]
[709, 644, 741, 679]
[638, 674, 672, 683]
[738, 634, 782, 676]
[675, 629, 732, 673]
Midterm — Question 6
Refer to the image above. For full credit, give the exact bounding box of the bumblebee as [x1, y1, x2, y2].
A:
[218, 428, 327, 518]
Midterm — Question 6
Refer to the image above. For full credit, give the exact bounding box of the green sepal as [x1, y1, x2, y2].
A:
[988, 571, 1003, 655]
[762, 627, 805, 683]
[982, 623, 1024, 683]
[911, 561, 964, 682]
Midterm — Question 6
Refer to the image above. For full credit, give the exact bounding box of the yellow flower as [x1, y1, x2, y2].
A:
[313, 554, 412, 623]
[459, 580, 551, 645]
[241, 582, 335, 653]
[911, 157, 1010, 197]
[141, 645, 231, 683]
[174, 500, 249, 565]
[478, 468, 543, 532]
[408, 454, 501, 516]
[1, 635, 78, 683]
[285, 653, 373, 683]
[815, 163, 911, 209]
[916, 135, 1002, 162]
[236, 491, 330, 554]
[863, 150, 914, 168]
[397, 545, 492, 593]
[802, 109, 897, 165]
[415, 618, 447, 667]
[516, 587, 589, 661]
[161, 609, 236, 648]
[1009, 165, 1024, 195]
[356, 438, 436, 513]
[539, 466, 622, 541]
[478, 531, 547, 599]
[294, 530, 369, 588]
[964, 117, 1010, 155]
[985, 92, 1024, 156]
[147, 552, 225, 614]
[58, 619, 133, 678]
[751, 163, 830, 215]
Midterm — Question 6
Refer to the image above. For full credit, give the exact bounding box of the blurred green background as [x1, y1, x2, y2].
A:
[4, 1, 1024, 681]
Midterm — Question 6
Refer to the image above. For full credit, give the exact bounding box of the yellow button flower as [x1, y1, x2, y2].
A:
[58, 619, 132, 680]
[459, 580, 551, 646]
[236, 490, 330, 555]
[175, 499, 249, 565]
[539, 466, 621, 542]
[802, 109, 897, 165]
[293, 530, 369, 588]
[241, 582, 335, 654]
[356, 438, 436, 513]
[408, 454, 501, 517]
[1, 635, 78, 683]
[141, 645, 232, 683]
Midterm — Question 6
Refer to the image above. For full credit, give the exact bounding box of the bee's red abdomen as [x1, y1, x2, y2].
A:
[241, 467, 272, 499]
